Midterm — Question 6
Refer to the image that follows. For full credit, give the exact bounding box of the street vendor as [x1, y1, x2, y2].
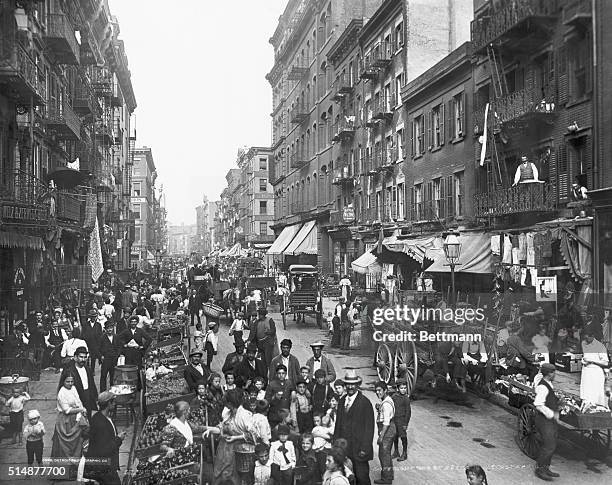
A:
[533, 363, 561, 481]
[580, 328, 610, 409]
[184, 349, 211, 393]
[160, 400, 204, 457]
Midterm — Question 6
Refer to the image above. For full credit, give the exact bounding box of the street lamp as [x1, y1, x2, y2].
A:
[443, 232, 462, 307]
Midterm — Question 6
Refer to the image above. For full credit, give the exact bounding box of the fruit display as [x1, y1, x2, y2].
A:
[132, 445, 201, 485]
[135, 411, 175, 457]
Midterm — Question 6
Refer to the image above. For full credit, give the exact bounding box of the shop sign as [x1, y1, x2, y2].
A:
[132, 197, 146, 204]
[536, 276, 557, 302]
[1, 204, 48, 222]
[342, 206, 355, 224]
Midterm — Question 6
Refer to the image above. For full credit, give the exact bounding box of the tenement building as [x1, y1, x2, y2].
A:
[0, 0, 136, 327]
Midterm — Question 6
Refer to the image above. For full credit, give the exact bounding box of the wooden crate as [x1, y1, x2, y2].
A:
[562, 411, 612, 430]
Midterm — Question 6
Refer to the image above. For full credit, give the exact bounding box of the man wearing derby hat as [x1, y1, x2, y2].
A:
[533, 363, 561, 481]
[305, 341, 336, 384]
[99, 320, 121, 392]
[58, 346, 98, 419]
[184, 349, 210, 393]
[85, 391, 126, 485]
[118, 315, 152, 367]
[248, 307, 278, 369]
[81, 309, 103, 374]
[269, 338, 301, 385]
[333, 370, 374, 485]
[222, 340, 247, 374]
[236, 342, 268, 389]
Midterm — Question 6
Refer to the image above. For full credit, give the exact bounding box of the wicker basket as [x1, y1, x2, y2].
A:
[202, 303, 224, 318]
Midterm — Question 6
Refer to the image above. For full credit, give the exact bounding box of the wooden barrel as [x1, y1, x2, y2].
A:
[113, 365, 139, 386]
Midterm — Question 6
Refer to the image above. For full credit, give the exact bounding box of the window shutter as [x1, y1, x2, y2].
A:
[426, 112, 432, 151]
[426, 181, 433, 219]
[447, 99, 454, 142]
[557, 145, 568, 201]
[460, 93, 466, 137]
[409, 187, 414, 220]
[557, 47, 568, 105]
[439, 178, 446, 217]
[411, 120, 415, 157]
[447, 175, 454, 218]
[439, 103, 445, 146]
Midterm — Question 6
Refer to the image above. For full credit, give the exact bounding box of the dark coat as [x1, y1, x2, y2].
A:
[86, 411, 122, 471]
[183, 364, 210, 393]
[117, 327, 152, 366]
[235, 357, 268, 387]
[221, 351, 245, 374]
[59, 361, 98, 413]
[334, 391, 374, 462]
[269, 353, 301, 385]
[81, 320, 103, 358]
[100, 334, 121, 363]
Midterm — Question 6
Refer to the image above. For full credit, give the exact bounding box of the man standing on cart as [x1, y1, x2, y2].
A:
[533, 363, 561, 482]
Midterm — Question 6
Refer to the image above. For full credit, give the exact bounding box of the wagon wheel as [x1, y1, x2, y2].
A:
[394, 340, 418, 395]
[517, 403, 540, 459]
[376, 343, 393, 383]
[583, 429, 611, 455]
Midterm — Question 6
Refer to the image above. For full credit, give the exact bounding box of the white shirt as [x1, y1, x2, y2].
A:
[76, 364, 89, 390]
[57, 386, 83, 414]
[312, 357, 322, 374]
[271, 440, 296, 471]
[344, 392, 357, 411]
[61, 338, 88, 358]
[193, 364, 205, 376]
[169, 417, 193, 446]
[281, 355, 290, 369]
[533, 379, 555, 419]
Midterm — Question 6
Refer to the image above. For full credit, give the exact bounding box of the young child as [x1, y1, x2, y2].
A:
[326, 311, 334, 337]
[311, 413, 333, 476]
[295, 433, 318, 485]
[203, 321, 218, 368]
[333, 380, 347, 401]
[7, 388, 30, 444]
[229, 311, 248, 346]
[299, 366, 312, 390]
[391, 379, 411, 461]
[292, 380, 313, 433]
[254, 442, 273, 485]
[253, 399, 272, 445]
[331, 439, 355, 485]
[193, 322, 204, 353]
[311, 370, 334, 415]
[223, 371, 236, 392]
[254, 376, 267, 400]
[325, 394, 339, 433]
[23, 409, 44, 465]
[271, 424, 296, 485]
[532, 323, 551, 363]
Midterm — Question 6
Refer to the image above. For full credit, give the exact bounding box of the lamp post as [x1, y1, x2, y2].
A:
[443, 232, 462, 307]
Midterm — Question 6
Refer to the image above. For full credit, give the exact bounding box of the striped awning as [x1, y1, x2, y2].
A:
[267, 224, 302, 255]
[351, 250, 382, 275]
[0, 231, 45, 250]
[284, 221, 317, 256]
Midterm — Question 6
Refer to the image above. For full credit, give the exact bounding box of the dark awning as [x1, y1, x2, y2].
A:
[46, 167, 85, 189]
[0, 231, 45, 250]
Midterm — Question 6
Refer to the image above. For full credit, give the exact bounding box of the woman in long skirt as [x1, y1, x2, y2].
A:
[580, 329, 610, 408]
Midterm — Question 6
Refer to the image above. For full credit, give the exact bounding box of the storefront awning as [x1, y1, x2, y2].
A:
[385, 236, 441, 264]
[226, 243, 242, 257]
[0, 231, 45, 250]
[267, 224, 303, 255]
[425, 233, 492, 274]
[351, 250, 382, 275]
[284, 220, 317, 256]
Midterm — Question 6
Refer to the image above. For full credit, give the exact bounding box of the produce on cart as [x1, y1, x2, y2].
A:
[130, 444, 201, 485]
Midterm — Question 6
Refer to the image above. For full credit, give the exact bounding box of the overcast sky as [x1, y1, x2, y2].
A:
[108, 0, 288, 226]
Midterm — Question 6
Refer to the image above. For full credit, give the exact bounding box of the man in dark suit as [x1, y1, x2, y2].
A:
[118, 316, 152, 366]
[334, 370, 375, 485]
[81, 309, 104, 374]
[184, 350, 210, 393]
[84, 391, 125, 485]
[99, 321, 121, 392]
[269, 338, 301, 385]
[235, 342, 267, 388]
[59, 346, 98, 419]
[188, 289, 201, 326]
[221, 341, 246, 374]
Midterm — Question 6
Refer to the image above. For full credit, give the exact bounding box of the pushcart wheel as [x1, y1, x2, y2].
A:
[585, 429, 611, 454]
[394, 340, 418, 395]
[376, 344, 393, 384]
[282, 311, 287, 330]
[517, 404, 540, 459]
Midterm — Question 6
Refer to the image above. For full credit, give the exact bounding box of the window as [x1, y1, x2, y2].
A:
[394, 22, 404, 50]
[396, 129, 404, 160]
[412, 115, 425, 156]
[132, 182, 141, 197]
[376, 191, 382, 220]
[259, 157, 267, 170]
[259, 222, 268, 235]
[384, 83, 392, 111]
[454, 171, 464, 216]
[259, 178, 268, 192]
[134, 226, 141, 243]
[259, 201, 267, 214]
[132, 203, 141, 219]
[414, 184, 423, 220]
[433, 178, 441, 217]
[452, 93, 465, 139]
[397, 183, 405, 220]
[395, 73, 403, 106]
[431, 104, 444, 148]
[570, 36, 590, 100]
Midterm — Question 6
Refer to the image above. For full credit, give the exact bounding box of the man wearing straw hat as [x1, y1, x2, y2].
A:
[305, 341, 336, 384]
[334, 369, 374, 485]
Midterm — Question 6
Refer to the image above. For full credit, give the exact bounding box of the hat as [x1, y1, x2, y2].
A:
[125, 285, 131, 289]
[341, 369, 362, 385]
[54, 307, 62, 314]
[189, 350, 203, 358]
[257, 307, 268, 315]
[275, 364, 288, 373]
[277, 424, 290, 435]
[98, 391, 115, 404]
[310, 341, 324, 349]
[247, 342, 258, 353]
[314, 369, 326, 379]
[75, 346, 88, 356]
[104, 320, 115, 328]
[280, 339, 292, 348]
[27, 410, 40, 420]
[129, 315, 139, 322]
[296, 380, 308, 387]
[234, 340, 245, 348]
[540, 363, 556, 376]
[88, 309, 98, 317]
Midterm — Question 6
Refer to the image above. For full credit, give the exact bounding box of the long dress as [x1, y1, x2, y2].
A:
[580, 339, 610, 407]
[213, 406, 256, 485]
[51, 386, 84, 459]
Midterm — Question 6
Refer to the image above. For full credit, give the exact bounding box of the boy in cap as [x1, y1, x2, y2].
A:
[311, 369, 334, 415]
[533, 363, 561, 481]
[271, 424, 296, 485]
[203, 320, 218, 369]
[99, 320, 121, 392]
[23, 409, 44, 465]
